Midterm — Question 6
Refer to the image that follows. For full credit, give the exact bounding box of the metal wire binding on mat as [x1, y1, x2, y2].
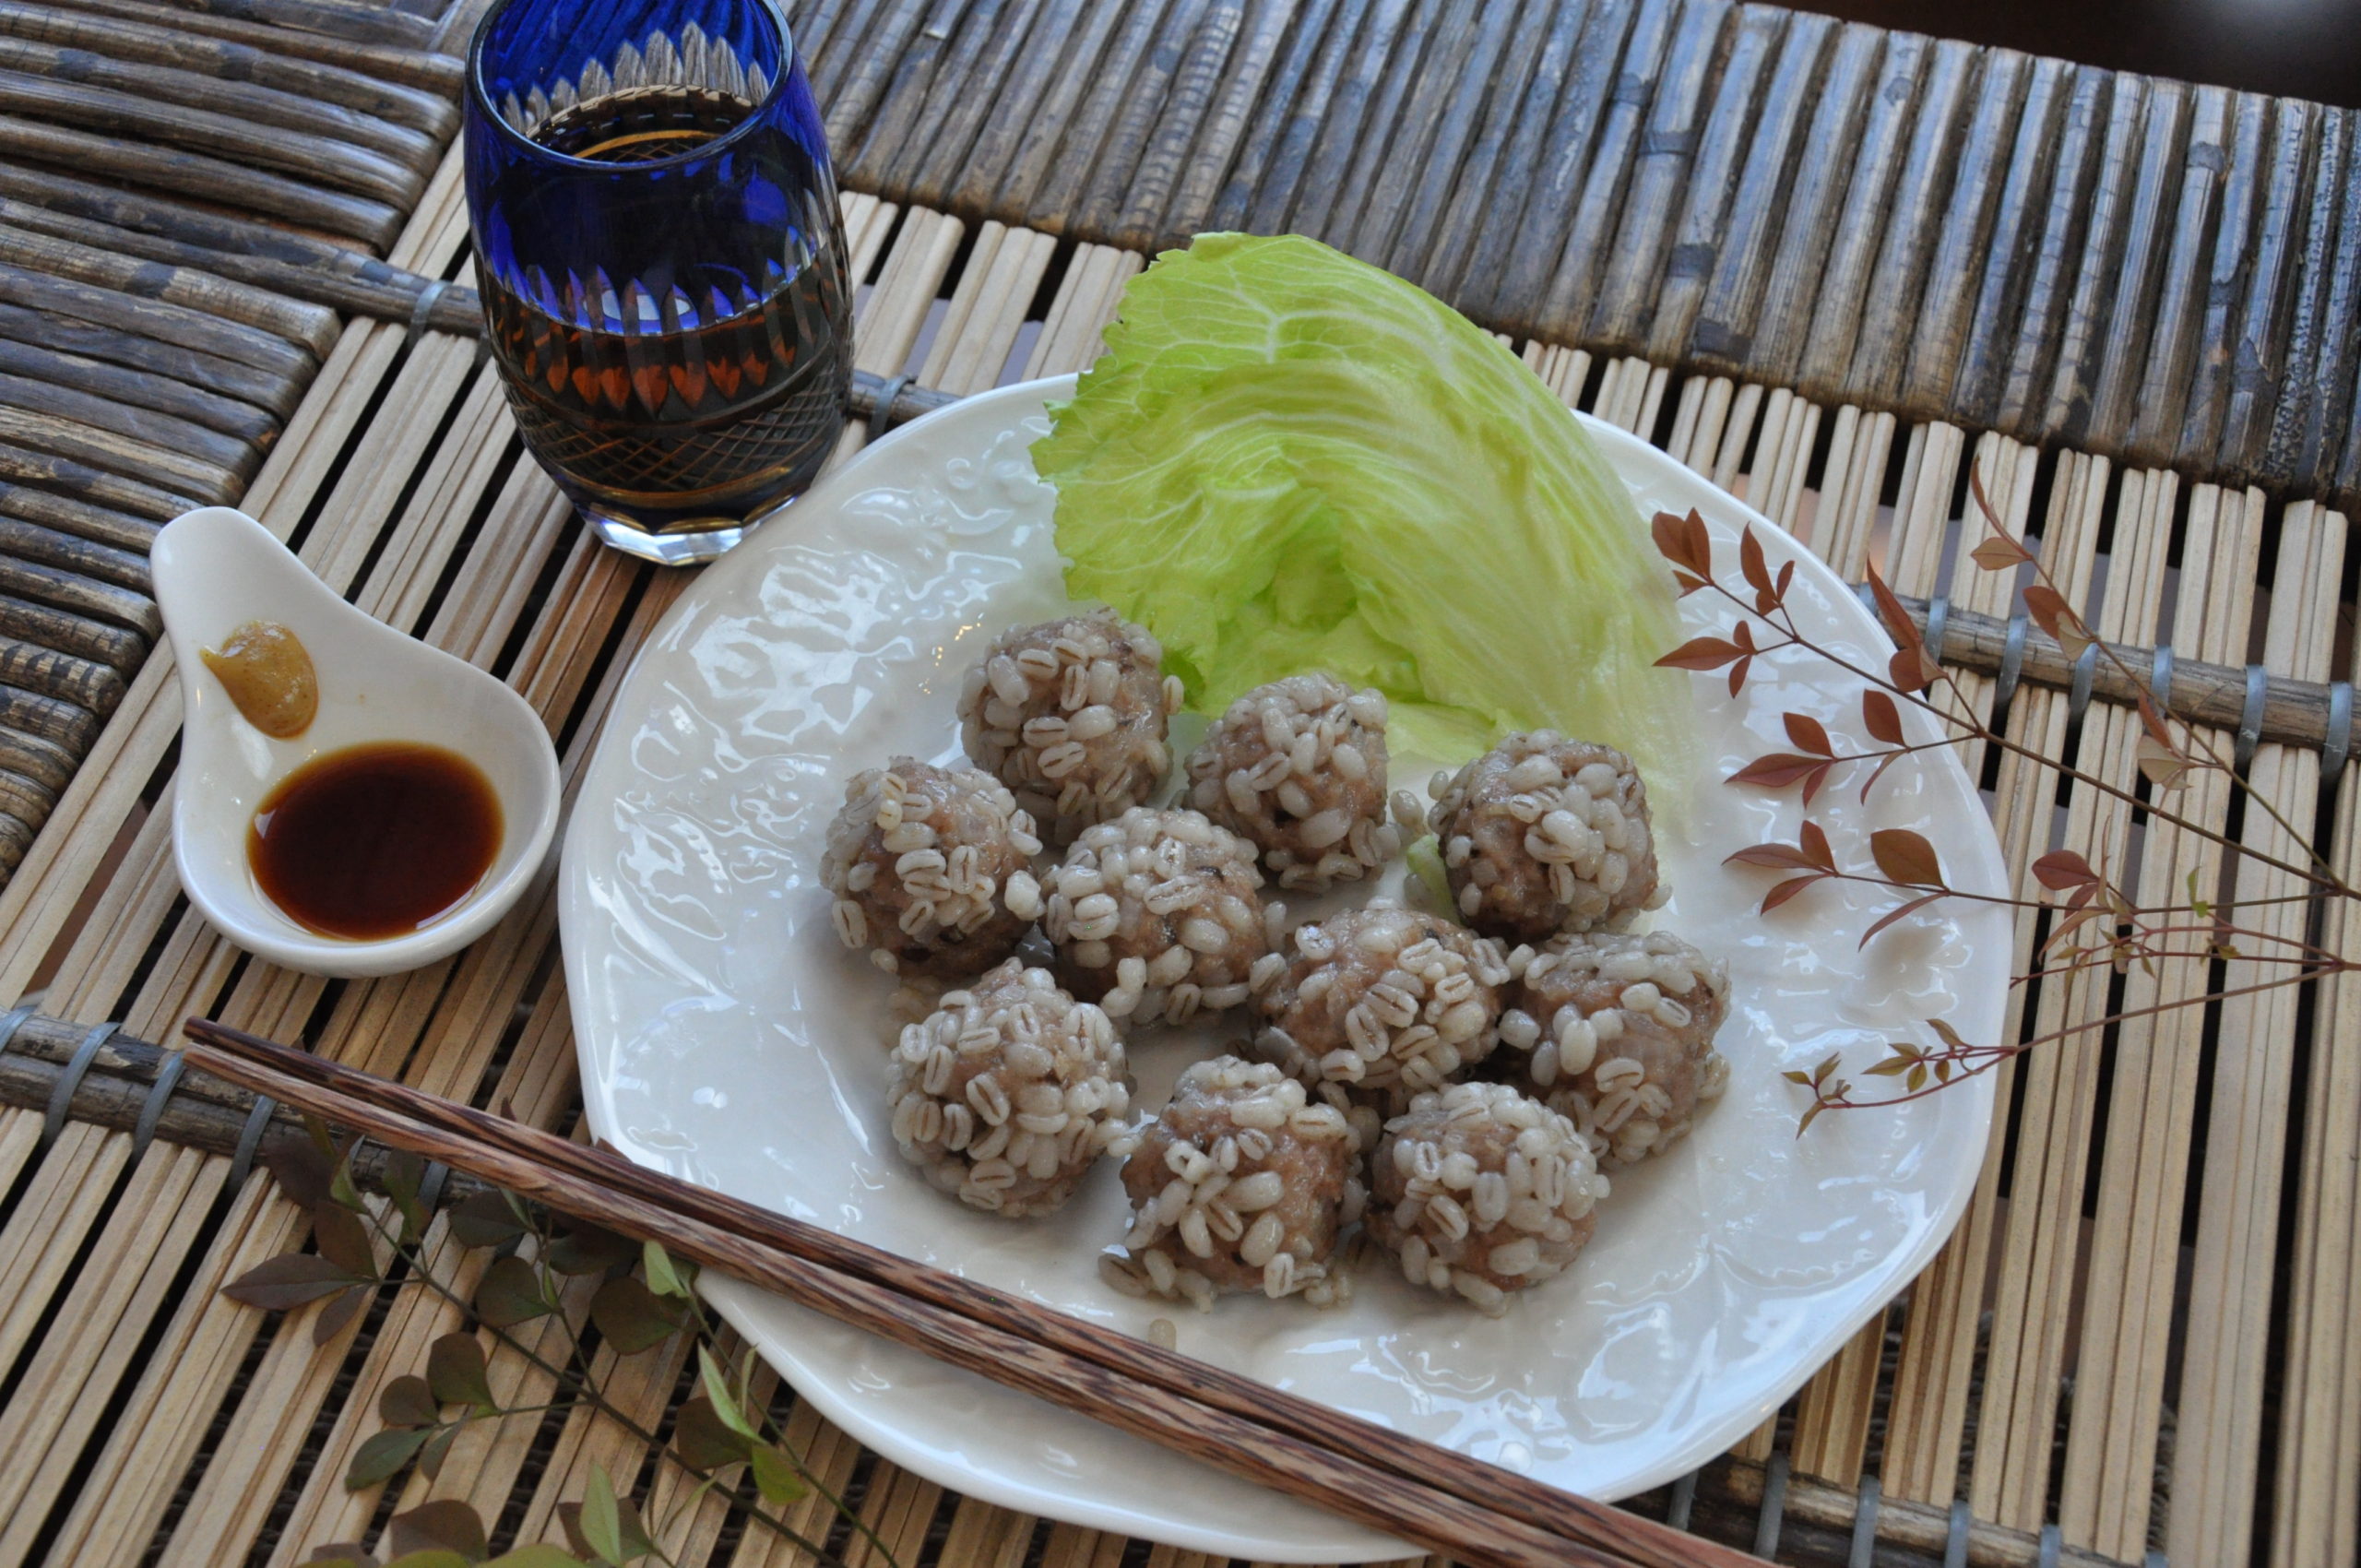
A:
[131, 1049, 189, 1160]
[2067, 641, 2103, 728]
[1666, 1469, 1697, 1532]
[2037, 1522, 2062, 1567]
[0, 1002, 35, 1060]
[407, 278, 450, 350]
[1995, 611, 2031, 710]
[42, 1021, 118, 1153]
[2151, 644, 2176, 715]
[1847, 1476, 1880, 1568]
[1923, 594, 1952, 665]
[419, 1159, 452, 1214]
[2323, 680, 2353, 782]
[1942, 1498, 1975, 1568]
[229, 1092, 279, 1190]
[2237, 663, 2272, 773]
[1753, 1450, 1790, 1560]
[871, 373, 911, 434]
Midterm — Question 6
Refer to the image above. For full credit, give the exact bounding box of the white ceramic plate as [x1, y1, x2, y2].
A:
[561, 376, 2010, 1562]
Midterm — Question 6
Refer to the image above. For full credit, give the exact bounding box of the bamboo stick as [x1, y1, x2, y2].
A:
[2172, 498, 2345, 1563]
[0, 0, 455, 132]
[2058, 473, 2244, 1559]
[0, 199, 478, 338]
[183, 1021, 1755, 1568]
[0, 33, 435, 164]
[0, 296, 298, 416]
[1977, 463, 2172, 1530]
[0, 67, 428, 208]
[38, 0, 464, 92]
[0, 113, 402, 249]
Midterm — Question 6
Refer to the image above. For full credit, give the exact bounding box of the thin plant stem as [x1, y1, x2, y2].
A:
[1701, 576, 2352, 896]
[356, 1207, 884, 1568]
[1820, 969, 2322, 1113]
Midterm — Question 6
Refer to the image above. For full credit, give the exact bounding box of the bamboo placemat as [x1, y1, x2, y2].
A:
[0, 0, 480, 878]
[0, 0, 2355, 1565]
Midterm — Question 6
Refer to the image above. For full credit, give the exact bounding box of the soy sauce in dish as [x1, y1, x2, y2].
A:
[250, 742, 501, 939]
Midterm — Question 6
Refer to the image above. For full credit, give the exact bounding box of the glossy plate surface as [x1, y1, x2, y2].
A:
[561, 376, 2010, 1561]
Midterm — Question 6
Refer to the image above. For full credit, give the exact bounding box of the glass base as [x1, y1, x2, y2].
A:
[577, 499, 790, 565]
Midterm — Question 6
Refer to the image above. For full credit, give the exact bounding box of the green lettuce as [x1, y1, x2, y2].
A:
[1032, 232, 1691, 796]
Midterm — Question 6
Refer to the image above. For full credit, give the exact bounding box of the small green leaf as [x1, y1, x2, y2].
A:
[580, 1466, 623, 1565]
[549, 1224, 637, 1277]
[420, 1423, 457, 1482]
[223, 1253, 360, 1311]
[313, 1201, 378, 1279]
[427, 1333, 496, 1411]
[641, 1241, 687, 1300]
[303, 1545, 381, 1568]
[328, 1155, 366, 1215]
[390, 1499, 489, 1562]
[612, 1495, 656, 1564]
[346, 1426, 429, 1490]
[748, 1443, 808, 1505]
[696, 1345, 756, 1437]
[557, 1504, 593, 1562]
[380, 1375, 440, 1430]
[672, 1396, 752, 1472]
[381, 1553, 471, 1568]
[449, 1193, 529, 1251]
[314, 1284, 371, 1348]
[1905, 1063, 1928, 1093]
[474, 1256, 554, 1328]
[384, 1148, 424, 1207]
[385, 1150, 427, 1243]
[267, 1140, 336, 1208]
[589, 1277, 680, 1355]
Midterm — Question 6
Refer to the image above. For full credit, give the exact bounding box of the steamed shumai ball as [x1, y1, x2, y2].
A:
[1041, 807, 1285, 1026]
[820, 758, 1044, 978]
[1102, 1056, 1361, 1310]
[1184, 673, 1400, 891]
[1368, 1082, 1609, 1315]
[885, 960, 1133, 1217]
[958, 610, 1183, 844]
[1426, 731, 1665, 942]
[1499, 929, 1731, 1168]
[1254, 905, 1513, 1146]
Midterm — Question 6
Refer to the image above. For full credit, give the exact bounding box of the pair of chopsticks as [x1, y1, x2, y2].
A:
[183, 1016, 1755, 1568]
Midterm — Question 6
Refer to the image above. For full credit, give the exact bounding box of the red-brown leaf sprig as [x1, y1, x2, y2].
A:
[1648, 471, 2357, 1128]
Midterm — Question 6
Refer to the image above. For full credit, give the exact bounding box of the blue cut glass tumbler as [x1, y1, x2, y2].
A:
[465, 0, 850, 564]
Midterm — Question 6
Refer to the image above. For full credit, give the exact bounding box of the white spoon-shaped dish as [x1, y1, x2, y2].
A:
[154, 506, 563, 978]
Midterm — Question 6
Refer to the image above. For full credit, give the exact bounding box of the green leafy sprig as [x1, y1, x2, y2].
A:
[223, 1123, 903, 1568]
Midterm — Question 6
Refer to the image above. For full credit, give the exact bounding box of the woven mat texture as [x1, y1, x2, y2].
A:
[0, 2, 2355, 1567]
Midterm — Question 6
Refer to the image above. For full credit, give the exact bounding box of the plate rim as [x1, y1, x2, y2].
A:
[559, 373, 2003, 1560]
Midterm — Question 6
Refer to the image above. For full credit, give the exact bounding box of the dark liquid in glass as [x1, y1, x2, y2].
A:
[479, 86, 851, 528]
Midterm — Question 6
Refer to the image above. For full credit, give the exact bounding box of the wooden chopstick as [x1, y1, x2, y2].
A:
[184, 1016, 1756, 1568]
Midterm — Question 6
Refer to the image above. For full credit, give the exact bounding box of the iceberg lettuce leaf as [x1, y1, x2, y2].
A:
[1033, 232, 1691, 790]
